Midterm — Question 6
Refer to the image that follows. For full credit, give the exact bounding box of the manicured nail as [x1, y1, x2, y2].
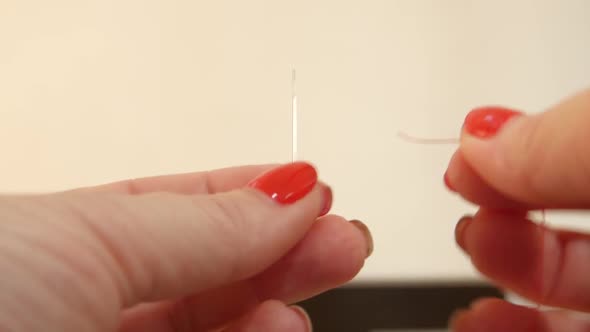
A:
[319, 185, 333, 216]
[455, 215, 472, 252]
[248, 162, 318, 204]
[444, 172, 456, 192]
[290, 305, 312, 332]
[463, 106, 522, 138]
[350, 219, 373, 258]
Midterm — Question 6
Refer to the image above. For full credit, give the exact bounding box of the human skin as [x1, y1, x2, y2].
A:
[445, 89, 590, 331]
[0, 162, 372, 332]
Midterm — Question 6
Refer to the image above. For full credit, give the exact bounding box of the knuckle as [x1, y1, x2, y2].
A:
[196, 196, 245, 257]
[502, 114, 549, 201]
[198, 192, 266, 243]
[201, 193, 250, 241]
[204, 194, 248, 233]
[58, 192, 148, 307]
[505, 105, 590, 204]
[192, 192, 266, 277]
[0, 195, 120, 330]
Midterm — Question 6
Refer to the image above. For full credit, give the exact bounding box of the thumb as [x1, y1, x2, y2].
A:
[54, 162, 330, 308]
[455, 89, 590, 208]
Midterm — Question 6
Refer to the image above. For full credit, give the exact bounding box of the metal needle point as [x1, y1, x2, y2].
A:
[292, 69, 298, 161]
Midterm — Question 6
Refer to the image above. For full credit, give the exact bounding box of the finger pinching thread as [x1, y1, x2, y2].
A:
[398, 130, 549, 311]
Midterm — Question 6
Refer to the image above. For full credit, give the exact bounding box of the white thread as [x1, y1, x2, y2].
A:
[396, 131, 459, 144]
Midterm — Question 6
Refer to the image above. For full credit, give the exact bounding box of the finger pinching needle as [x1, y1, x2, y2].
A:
[291, 68, 299, 162]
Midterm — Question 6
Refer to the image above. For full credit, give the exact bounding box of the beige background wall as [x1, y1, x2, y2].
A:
[2, 0, 590, 284]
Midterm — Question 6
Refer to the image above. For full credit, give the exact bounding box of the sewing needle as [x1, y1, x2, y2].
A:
[292, 69, 298, 162]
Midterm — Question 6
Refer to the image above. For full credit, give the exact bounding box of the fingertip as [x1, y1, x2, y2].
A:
[444, 149, 530, 209]
[301, 216, 370, 281]
[461, 106, 523, 139]
[454, 215, 473, 253]
[444, 171, 456, 192]
[448, 298, 504, 331]
[247, 161, 318, 205]
[349, 219, 374, 258]
[459, 133, 502, 182]
[462, 211, 546, 298]
[289, 305, 313, 332]
[451, 90, 590, 210]
[459, 111, 566, 208]
[245, 163, 333, 220]
[319, 184, 333, 217]
[225, 300, 312, 332]
[445, 149, 462, 192]
[250, 214, 370, 304]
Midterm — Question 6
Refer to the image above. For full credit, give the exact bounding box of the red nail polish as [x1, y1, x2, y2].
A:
[444, 172, 456, 192]
[319, 186, 333, 216]
[248, 162, 318, 204]
[463, 106, 522, 138]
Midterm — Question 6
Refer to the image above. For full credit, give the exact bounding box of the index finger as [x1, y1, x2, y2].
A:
[72, 164, 278, 195]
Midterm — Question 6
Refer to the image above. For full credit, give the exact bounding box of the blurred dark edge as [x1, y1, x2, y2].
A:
[296, 282, 503, 332]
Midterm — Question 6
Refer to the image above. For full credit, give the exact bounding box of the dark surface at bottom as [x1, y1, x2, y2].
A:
[297, 283, 503, 332]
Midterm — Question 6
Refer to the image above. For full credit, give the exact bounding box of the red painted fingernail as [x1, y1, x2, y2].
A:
[444, 172, 456, 192]
[248, 162, 318, 204]
[463, 106, 522, 138]
[319, 185, 333, 216]
[455, 215, 472, 252]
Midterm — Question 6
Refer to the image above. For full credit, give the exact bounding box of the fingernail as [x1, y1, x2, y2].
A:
[463, 106, 522, 138]
[350, 219, 373, 258]
[444, 172, 456, 192]
[248, 162, 318, 204]
[290, 305, 312, 332]
[455, 215, 472, 252]
[319, 185, 333, 216]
